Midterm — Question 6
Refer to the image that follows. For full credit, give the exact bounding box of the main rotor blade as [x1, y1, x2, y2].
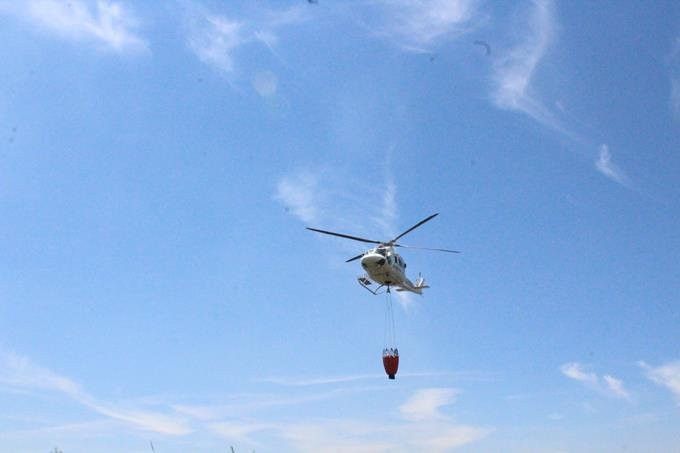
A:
[390, 213, 439, 243]
[345, 253, 365, 262]
[394, 244, 460, 253]
[306, 227, 382, 245]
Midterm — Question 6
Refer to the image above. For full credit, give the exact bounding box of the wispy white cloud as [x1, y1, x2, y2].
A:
[259, 373, 379, 387]
[671, 77, 680, 119]
[602, 375, 630, 400]
[0, 350, 82, 396]
[274, 170, 320, 224]
[668, 36, 680, 120]
[382, 179, 397, 225]
[372, 0, 479, 52]
[417, 423, 490, 452]
[188, 14, 243, 73]
[207, 387, 490, 452]
[252, 70, 278, 97]
[639, 360, 680, 404]
[262, 370, 495, 387]
[374, 165, 398, 238]
[491, 0, 557, 128]
[595, 144, 628, 185]
[81, 401, 190, 436]
[185, 3, 306, 76]
[0, 350, 191, 435]
[399, 387, 459, 421]
[284, 388, 489, 452]
[1, 352, 490, 450]
[560, 362, 598, 386]
[1, 418, 121, 438]
[172, 385, 391, 425]
[4, 0, 148, 53]
[210, 420, 271, 445]
[560, 362, 631, 400]
[488, 1, 637, 186]
[173, 395, 326, 422]
[275, 159, 399, 236]
[280, 419, 394, 453]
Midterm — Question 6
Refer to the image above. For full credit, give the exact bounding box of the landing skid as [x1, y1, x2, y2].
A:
[357, 276, 386, 295]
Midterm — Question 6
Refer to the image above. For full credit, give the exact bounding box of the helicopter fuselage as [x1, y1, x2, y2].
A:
[359, 246, 425, 293]
[361, 247, 405, 285]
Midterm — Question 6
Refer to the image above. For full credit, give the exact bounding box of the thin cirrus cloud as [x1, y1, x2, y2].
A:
[274, 170, 320, 224]
[185, 3, 306, 77]
[560, 362, 631, 400]
[361, 0, 562, 132]
[185, 0, 479, 73]
[639, 360, 680, 404]
[490, 1, 634, 185]
[373, 176, 397, 239]
[601, 375, 630, 400]
[278, 418, 488, 452]
[0, 350, 191, 435]
[204, 387, 490, 451]
[252, 70, 278, 97]
[669, 37, 680, 119]
[258, 370, 489, 388]
[0, 349, 490, 449]
[259, 373, 378, 387]
[671, 77, 680, 119]
[595, 144, 628, 185]
[490, 0, 558, 130]
[371, 0, 480, 52]
[187, 13, 244, 73]
[4, 0, 148, 53]
[275, 162, 399, 235]
[399, 387, 460, 421]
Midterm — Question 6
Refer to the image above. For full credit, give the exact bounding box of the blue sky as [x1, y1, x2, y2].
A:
[1, 0, 679, 451]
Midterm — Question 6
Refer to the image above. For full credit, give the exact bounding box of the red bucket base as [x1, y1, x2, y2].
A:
[382, 352, 399, 379]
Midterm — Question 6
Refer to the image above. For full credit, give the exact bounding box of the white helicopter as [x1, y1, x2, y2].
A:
[307, 213, 459, 295]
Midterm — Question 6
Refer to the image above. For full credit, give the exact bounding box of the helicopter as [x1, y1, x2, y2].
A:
[307, 213, 459, 295]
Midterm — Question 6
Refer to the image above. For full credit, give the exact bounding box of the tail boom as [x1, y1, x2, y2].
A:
[395, 275, 429, 294]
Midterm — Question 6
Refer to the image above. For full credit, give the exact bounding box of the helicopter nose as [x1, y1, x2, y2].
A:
[361, 254, 385, 268]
